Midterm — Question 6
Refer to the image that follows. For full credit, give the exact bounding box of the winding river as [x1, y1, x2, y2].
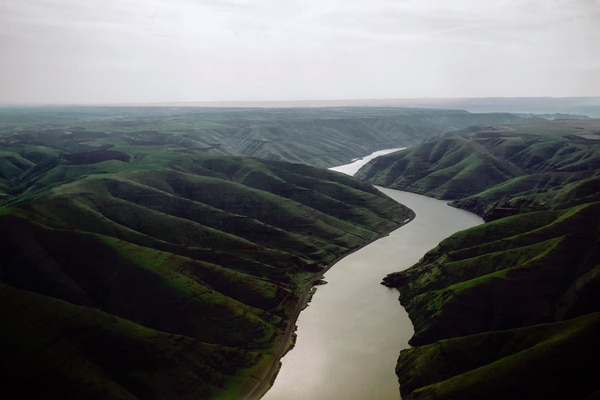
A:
[262, 151, 483, 400]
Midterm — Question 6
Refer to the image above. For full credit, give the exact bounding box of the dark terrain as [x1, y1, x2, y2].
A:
[1, 105, 595, 399]
[357, 119, 600, 399]
[0, 154, 411, 399]
[2, 105, 520, 399]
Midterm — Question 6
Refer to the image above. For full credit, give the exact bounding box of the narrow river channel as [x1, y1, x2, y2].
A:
[262, 151, 483, 400]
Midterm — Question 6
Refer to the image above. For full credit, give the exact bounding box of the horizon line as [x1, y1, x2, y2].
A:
[1, 96, 599, 108]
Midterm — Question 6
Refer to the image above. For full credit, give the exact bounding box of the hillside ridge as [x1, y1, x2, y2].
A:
[359, 119, 600, 399]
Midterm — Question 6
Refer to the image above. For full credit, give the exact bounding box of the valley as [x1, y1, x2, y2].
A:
[0, 106, 431, 398]
[0, 153, 411, 399]
[1, 105, 598, 399]
[263, 187, 482, 400]
[358, 119, 600, 399]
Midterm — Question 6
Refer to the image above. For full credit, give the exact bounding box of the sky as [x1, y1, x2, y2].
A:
[1, 0, 599, 104]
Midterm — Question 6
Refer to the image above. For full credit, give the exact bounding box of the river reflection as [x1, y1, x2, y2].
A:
[262, 156, 482, 400]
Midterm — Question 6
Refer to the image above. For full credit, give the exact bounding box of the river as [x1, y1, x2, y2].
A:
[262, 151, 483, 400]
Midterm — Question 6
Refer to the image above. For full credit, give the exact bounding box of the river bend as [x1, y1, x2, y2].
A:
[263, 154, 482, 400]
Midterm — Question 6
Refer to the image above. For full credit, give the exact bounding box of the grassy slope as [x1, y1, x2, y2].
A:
[366, 120, 600, 399]
[0, 107, 567, 398]
[356, 135, 524, 199]
[357, 121, 600, 216]
[0, 282, 261, 400]
[0, 106, 540, 177]
[396, 312, 600, 400]
[384, 203, 600, 399]
[0, 147, 412, 399]
[384, 202, 600, 344]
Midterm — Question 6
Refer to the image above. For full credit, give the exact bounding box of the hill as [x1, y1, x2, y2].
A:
[358, 119, 600, 399]
[0, 106, 575, 398]
[357, 119, 600, 219]
[0, 105, 541, 176]
[0, 148, 412, 399]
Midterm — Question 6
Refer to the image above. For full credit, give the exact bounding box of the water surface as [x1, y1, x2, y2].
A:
[328, 148, 405, 176]
[263, 153, 482, 400]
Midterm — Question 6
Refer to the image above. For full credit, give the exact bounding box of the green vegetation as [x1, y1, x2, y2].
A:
[0, 105, 541, 175]
[0, 106, 587, 399]
[0, 282, 262, 400]
[396, 312, 600, 400]
[0, 157, 411, 398]
[357, 120, 600, 216]
[369, 119, 600, 399]
[0, 106, 445, 399]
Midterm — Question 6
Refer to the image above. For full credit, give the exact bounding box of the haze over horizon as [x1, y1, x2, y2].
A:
[1, 0, 599, 105]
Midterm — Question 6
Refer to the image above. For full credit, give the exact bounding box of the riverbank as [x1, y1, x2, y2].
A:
[239, 220, 411, 400]
[256, 148, 480, 400]
[262, 188, 482, 400]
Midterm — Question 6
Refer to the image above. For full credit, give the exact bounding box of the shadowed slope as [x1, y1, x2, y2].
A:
[383, 203, 600, 400]
[384, 202, 600, 345]
[357, 121, 600, 217]
[365, 120, 600, 400]
[356, 135, 524, 199]
[0, 282, 262, 400]
[0, 155, 412, 399]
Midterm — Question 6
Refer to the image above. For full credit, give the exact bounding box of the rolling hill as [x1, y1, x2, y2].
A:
[0, 105, 541, 178]
[0, 141, 412, 399]
[358, 119, 600, 399]
[0, 106, 581, 398]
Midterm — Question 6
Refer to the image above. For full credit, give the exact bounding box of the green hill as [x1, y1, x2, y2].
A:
[361, 119, 600, 399]
[0, 150, 411, 399]
[357, 119, 600, 218]
[0, 105, 540, 178]
[0, 106, 577, 398]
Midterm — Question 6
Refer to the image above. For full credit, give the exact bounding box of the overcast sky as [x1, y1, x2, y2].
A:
[1, 0, 599, 104]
